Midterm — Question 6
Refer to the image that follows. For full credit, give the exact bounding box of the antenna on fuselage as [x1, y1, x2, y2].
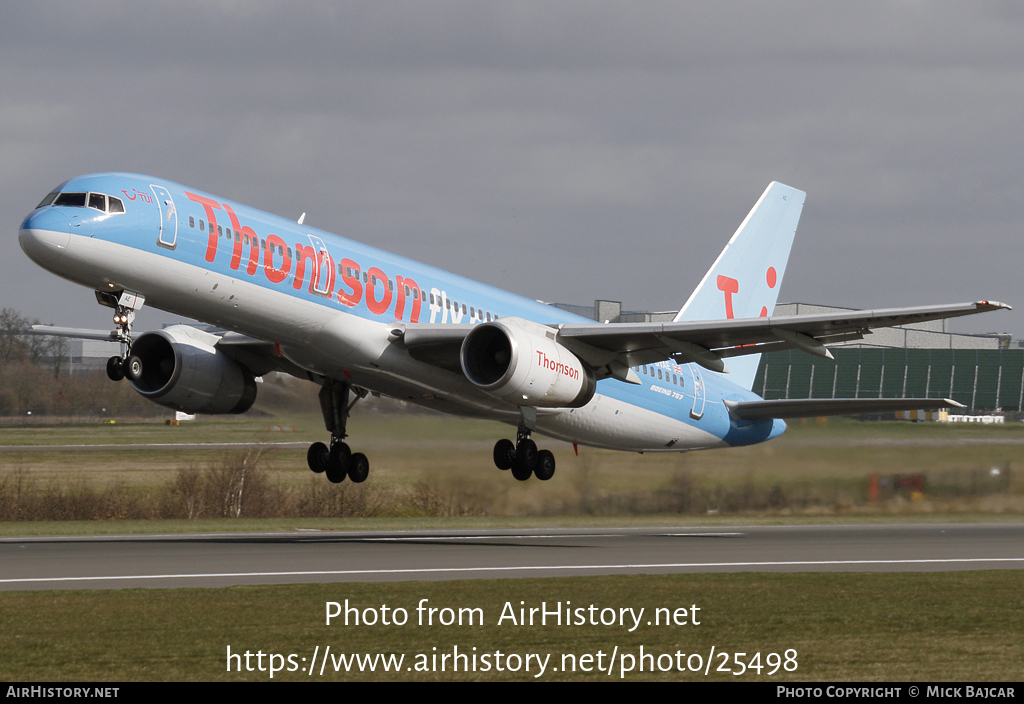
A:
[297, 212, 306, 225]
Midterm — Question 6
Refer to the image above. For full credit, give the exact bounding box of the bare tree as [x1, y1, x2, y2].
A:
[42, 334, 69, 378]
[0, 308, 30, 364]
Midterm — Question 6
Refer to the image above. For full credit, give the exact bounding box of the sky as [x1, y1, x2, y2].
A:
[2, 1, 1022, 336]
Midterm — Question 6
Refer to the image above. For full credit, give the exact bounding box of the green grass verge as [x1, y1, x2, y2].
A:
[3, 414, 1024, 525]
[1, 571, 1020, 681]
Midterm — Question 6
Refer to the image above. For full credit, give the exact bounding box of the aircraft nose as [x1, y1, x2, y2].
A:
[19, 209, 71, 265]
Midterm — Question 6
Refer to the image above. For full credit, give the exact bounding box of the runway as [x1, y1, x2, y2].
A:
[1, 523, 1021, 590]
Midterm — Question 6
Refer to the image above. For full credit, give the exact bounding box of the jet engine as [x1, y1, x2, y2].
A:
[461, 318, 595, 408]
[127, 326, 257, 414]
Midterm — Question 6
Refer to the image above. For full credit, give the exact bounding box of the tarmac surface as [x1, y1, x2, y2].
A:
[1, 523, 1021, 591]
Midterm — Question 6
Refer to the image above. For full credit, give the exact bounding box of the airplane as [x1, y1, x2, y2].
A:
[18, 173, 1008, 484]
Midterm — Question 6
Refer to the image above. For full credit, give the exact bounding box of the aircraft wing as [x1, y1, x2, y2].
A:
[398, 300, 1009, 378]
[24, 324, 290, 377]
[401, 324, 475, 373]
[554, 300, 1010, 374]
[724, 397, 963, 420]
[24, 325, 121, 341]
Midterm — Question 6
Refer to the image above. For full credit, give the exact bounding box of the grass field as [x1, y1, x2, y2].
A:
[1, 571, 1020, 681]
[2, 401, 1024, 524]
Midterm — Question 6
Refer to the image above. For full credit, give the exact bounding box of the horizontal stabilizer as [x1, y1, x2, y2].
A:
[725, 397, 964, 420]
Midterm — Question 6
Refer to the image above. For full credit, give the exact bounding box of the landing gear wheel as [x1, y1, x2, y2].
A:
[106, 356, 124, 382]
[516, 438, 537, 469]
[325, 441, 351, 483]
[124, 355, 143, 382]
[307, 442, 329, 473]
[512, 438, 537, 481]
[511, 459, 533, 481]
[534, 450, 556, 481]
[493, 439, 515, 470]
[348, 453, 369, 483]
[329, 442, 351, 470]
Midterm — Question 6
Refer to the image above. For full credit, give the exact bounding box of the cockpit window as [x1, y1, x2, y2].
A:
[53, 192, 87, 207]
[36, 192, 59, 208]
[44, 191, 125, 214]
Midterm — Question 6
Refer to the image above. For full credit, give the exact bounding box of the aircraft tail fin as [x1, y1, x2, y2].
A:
[675, 182, 806, 390]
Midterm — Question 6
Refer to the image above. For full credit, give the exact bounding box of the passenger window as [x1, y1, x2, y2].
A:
[235, 232, 241, 242]
[445, 299, 451, 310]
[200, 220, 205, 231]
[108, 197, 125, 213]
[287, 247, 292, 259]
[189, 216, 195, 228]
[470, 307, 475, 317]
[421, 290, 427, 302]
[54, 192, 87, 207]
[362, 272, 368, 283]
[404, 285, 411, 296]
[88, 193, 107, 211]
[658, 369, 663, 380]
[462, 304, 467, 314]
[218, 225, 223, 236]
[388, 279, 393, 291]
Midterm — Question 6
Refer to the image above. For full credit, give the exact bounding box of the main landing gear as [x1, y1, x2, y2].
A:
[307, 380, 371, 484]
[102, 290, 145, 383]
[493, 425, 555, 481]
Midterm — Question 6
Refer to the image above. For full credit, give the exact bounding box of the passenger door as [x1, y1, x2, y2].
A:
[689, 365, 706, 420]
[151, 185, 177, 249]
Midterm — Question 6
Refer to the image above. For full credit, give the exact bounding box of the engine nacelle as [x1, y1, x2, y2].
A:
[127, 326, 257, 414]
[461, 318, 596, 408]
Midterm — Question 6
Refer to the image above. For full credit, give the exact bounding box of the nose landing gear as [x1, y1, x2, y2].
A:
[101, 290, 145, 382]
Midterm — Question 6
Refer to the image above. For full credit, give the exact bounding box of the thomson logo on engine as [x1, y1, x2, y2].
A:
[536, 351, 580, 380]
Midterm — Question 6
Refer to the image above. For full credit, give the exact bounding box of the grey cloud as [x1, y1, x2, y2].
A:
[0, 1, 1021, 337]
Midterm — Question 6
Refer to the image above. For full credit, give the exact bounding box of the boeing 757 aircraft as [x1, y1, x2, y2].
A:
[18, 174, 1008, 483]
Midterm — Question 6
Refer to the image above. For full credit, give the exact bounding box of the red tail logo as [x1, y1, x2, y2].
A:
[716, 275, 738, 319]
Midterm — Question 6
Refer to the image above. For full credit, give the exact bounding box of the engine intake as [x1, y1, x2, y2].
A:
[128, 326, 257, 414]
[461, 319, 595, 408]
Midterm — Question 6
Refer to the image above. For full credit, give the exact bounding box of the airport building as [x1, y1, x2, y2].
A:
[554, 300, 1023, 413]
[62, 338, 121, 373]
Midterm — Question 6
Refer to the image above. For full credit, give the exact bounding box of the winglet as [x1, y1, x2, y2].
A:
[977, 300, 1011, 311]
